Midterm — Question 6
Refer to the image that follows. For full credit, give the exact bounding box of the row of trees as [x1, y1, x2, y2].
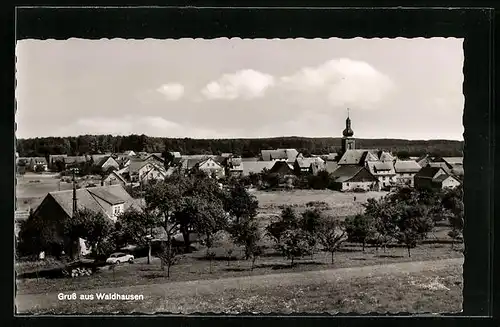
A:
[239, 169, 339, 191]
[17, 134, 464, 158]
[344, 186, 464, 256]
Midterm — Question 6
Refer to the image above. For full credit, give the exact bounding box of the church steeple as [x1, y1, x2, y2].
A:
[341, 108, 355, 153]
[342, 108, 354, 137]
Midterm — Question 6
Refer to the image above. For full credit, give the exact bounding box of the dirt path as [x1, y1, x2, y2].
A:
[16, 257, 463, 313]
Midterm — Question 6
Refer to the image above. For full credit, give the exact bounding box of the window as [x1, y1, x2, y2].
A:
[346, 183, 350, 186]
[113, 205, 122, 215]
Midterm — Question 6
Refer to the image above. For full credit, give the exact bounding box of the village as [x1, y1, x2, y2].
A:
[14, 114, 465, 314]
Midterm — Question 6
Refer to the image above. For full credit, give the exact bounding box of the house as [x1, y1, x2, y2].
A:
[414, 166, 461, 190]
[366, 161, 397, 189]
[438, 156, 464, 178]
[337, 149, 379, 166]
[102, 170, 128, 186]
[269, 161, 294, 176]
[294, 157, 326, 175]
[94, 156, 120, 172]
[241, 161, 275, 177]
[167, 151, 183, 165]
[394, 160, 422, 187]
[260, 149, 299, 162]
[146, 153, 165, 166]
[135, 162, 168, 183]
[63, 156, 88, 168]
[329, 165, 379, 192]
[225, 157, 243, 177]
[29, 157, 48, 171]
[193, 158, 225, 178]
[31, 185, 140, 256]
[376, 151, 395, 163]
[48, 154, 67, 169]
[123, 150, 136, 157]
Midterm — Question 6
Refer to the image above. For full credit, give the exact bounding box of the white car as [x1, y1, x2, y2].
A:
[106, 252, 134, 265]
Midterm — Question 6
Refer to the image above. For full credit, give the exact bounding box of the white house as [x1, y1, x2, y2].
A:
[365, 161, 397, 189]
[195, 158, 225, 178]
[394, 160, 422, 187]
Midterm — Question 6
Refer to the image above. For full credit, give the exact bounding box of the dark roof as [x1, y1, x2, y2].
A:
[337, 149, 378, 165]
[42, 185, 136, 219]
[241, 161, 275, 176]
[88, 188, 126, 205]
[415, 166, 444, 179]
[330, 165, 374, 183]
[64, 156, 88, 164]
[95, 156, 113, 167]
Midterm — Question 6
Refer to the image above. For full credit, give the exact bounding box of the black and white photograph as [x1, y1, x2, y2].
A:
[15, 36, 465, 314]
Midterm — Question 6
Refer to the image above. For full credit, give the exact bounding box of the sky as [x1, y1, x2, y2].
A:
[15, 37, 464, 141]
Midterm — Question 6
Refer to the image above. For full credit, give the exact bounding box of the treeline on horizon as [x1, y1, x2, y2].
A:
[16, 134, 464, 158]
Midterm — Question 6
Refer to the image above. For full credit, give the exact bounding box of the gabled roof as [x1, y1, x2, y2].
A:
[261, 149, 299, 161]
[295, 157, 326, 168]
[366, 161, 395, 174]
[106, 171, 128, 184]
[415, 166, 446, 179]
[95, 156, 116, 167]
[64, 156, 88, 164]
[221, 153, 233, 158]
[330, 165, 375, 183]
[181, 158, 204, 170]
[378, 151, 394, 162]
[394, 160, 422, 173]
[427, 162, 452, 174]
[442, 157, 463, 166]
[337, 149, 379, 165]
[88, 188, 126, 205]
[197, 158, 223, 169]
[325, 161, 339, 173]
[41, 185, 136, 219]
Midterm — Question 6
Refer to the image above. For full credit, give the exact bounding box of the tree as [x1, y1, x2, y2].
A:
[117, 207, 159, 264]
[64, 209, 115, 260]
[300, 208, 323, 257]
[395, 204, 434, 257]
[228, 218, 261, 261]
[317, 218, 348, 263]
[363, 198, 399, 252]
[344, 214, 376, 251]
[225, 181, 258, 224]
[266, 206, 300, 244]
[275, 229, 312, 266]
[442, 186, 464, 248]
[157, 242, 181, 278]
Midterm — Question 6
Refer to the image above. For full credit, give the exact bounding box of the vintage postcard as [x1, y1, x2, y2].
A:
[15, 37, 464, 314]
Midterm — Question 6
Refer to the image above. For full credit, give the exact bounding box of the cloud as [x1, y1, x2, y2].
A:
[156, 83, 185, 100]
[280, 58, 395, 110]
[201, 69, 275, 100]
[53, 115, 227, 139]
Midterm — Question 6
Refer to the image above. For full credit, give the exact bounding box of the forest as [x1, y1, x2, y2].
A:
[16, 134, 464, 158]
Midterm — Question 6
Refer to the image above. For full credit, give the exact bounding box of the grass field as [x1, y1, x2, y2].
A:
[252, 189, 386, 218]
[18, 259, 463, 314]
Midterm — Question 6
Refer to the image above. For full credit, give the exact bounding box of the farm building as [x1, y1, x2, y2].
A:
[30, 185, 141, 256]
[293, 157, 326, 175]
[269, 160, 295, 176]
[329, 165, 379, 192]
[394, 160, 422, 187]
[414, 166, 461, 190]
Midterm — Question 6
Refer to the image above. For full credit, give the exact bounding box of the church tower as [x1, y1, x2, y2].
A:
[341, 109, 355, 153]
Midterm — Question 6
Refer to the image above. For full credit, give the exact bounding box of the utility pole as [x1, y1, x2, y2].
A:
[71, 167, 79, 216]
